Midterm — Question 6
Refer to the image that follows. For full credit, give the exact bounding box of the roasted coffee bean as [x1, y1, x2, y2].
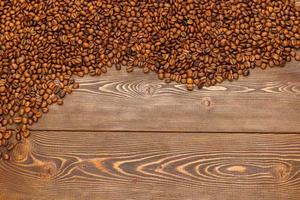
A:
[2, 153, 9, 160]
[296, 53, 300, 61]
[7, 143, 15, 151]
[243, 70, 250, 77]
[0, 0, 299, 159]
[59, 91, 66, 98]
[16, 133, 22, 141]
[57, 99, 64, 105]
[22, 130, 30, 138]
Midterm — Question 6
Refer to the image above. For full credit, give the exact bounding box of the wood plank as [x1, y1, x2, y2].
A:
[1, 131, 300, 200]
[33, 61, 300, 132]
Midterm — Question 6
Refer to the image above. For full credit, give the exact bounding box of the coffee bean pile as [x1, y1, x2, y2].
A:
[0, 0, 300, 160]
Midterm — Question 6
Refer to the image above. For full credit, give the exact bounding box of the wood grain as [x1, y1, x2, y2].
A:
[1, 3, 300, 199]
[1, 131, 300, 200]
[33, 61, 300, 133]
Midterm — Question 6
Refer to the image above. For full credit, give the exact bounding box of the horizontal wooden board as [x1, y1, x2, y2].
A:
[0, 131, 300, 200]
[33, 61, 300, 132]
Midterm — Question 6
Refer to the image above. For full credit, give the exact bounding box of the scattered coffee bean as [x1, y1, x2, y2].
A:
[243, 70, 250, 77]
[2, 153, 9, 160]
[0, 0, 299, 159]
[296, 53, 300, 61]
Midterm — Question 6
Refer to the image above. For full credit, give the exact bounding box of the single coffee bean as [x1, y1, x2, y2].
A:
[2, 153, 9, 160]
[22, 130, 30, 138]
[7, 143, 15, 151]
[243, 70, 250, 77]
[16, 133, 22, 141]
[0, 86, 5, 93]
[57, 99, 64, 105]
[59, 90, 66, 98]
[295, 53, 300, 61]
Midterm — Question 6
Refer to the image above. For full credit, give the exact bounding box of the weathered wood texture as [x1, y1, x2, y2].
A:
[1, 132, 300, 200]
[0, 61, 300, 199]
[34, 61, 300, 132]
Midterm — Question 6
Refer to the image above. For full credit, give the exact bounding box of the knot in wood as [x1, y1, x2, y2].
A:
[272, 163, 291, 182]
[40, 162, 57, 179]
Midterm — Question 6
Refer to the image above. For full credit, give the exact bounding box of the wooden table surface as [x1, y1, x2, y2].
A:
[0, 60, 300, 200]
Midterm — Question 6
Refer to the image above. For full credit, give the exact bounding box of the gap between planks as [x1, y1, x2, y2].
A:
[30, 129, 300, 134]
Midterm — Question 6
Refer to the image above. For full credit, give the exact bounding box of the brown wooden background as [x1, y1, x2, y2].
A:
[0, 58, 300, 200]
